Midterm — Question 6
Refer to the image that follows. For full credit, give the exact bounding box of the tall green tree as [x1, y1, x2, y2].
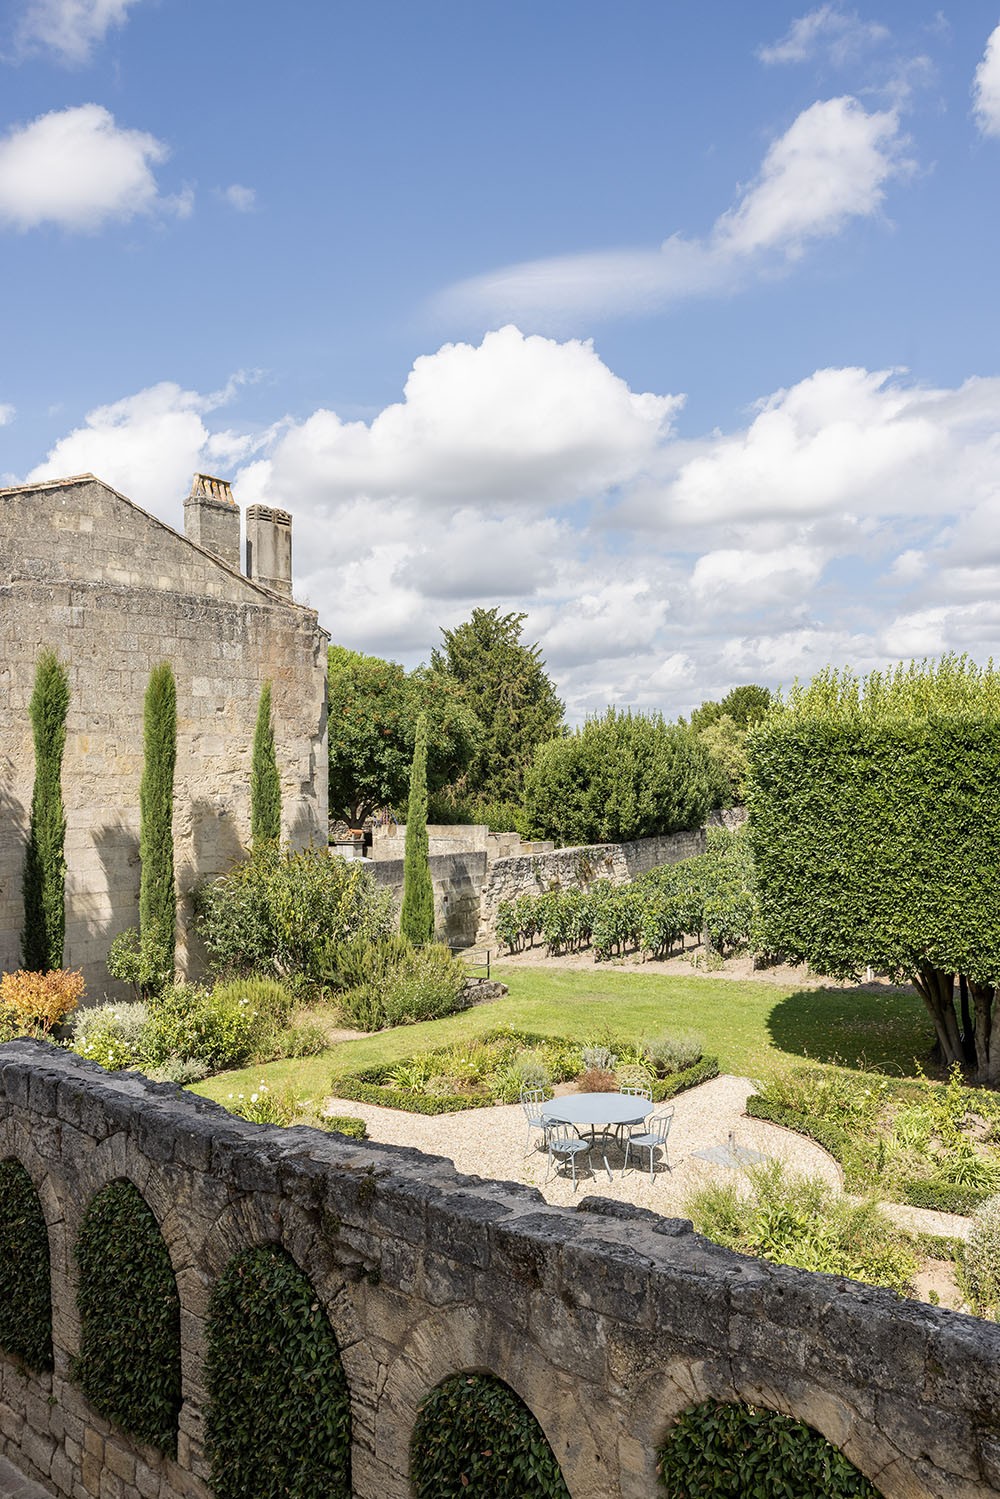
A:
[327, 646, 479, 825]
[139, 663, 177, 976]
[522, 708, 722, 846]
[250, 681, 281, 847]
[22, 650, 70, 970]
[431, 608, 563, 804]
[400, 713, 435, 944]
[748, 657, 1000, 1082]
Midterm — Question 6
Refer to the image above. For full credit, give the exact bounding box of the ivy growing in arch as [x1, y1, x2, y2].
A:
[73, 1180, 181, 1454]
[0, 1158, 53, 1372]
[205, 1244, 351, 1499]
[410, 1372, 570, 1499]
[656, 1400, 881, 1497]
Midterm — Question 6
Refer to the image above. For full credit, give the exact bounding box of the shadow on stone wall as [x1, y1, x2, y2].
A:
[0, 775, 26, 974]
[765, 985, 934, 1076]
[178, 799, 246, 982]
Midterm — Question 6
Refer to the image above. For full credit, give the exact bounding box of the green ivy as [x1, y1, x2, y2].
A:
[0, 1158, 53, 1372]
[205, 1245, 351, 1499]
[657, 1400, 880, 1497]
[73, 1181, 181, 1454]
[410, 1373, 570, 1499]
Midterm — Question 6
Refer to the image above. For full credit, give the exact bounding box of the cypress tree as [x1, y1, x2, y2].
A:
[139, 663, 177, 974]
[400, 713, 435, 944]
[22, 651, 70, 970]
[250, 681, 281, 847]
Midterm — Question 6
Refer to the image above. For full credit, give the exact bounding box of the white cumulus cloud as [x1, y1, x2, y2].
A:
[973, 23, 1000, 138]
[12, 0, 140, 65]
[221, 183, 256, 212]
[0, 403, 14, 425]
[757, 5, 890, 67]
[0, 104, 187, 232]
[439, 97, 908, 324]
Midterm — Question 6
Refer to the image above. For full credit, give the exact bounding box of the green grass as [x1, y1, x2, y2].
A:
[192, 965, 935, 1108]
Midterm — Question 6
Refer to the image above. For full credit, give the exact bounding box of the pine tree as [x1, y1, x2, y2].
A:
[250, 681, 281, 847]
[22, 651, 70, 970]
[400, 713, 435, 944]
[139, 663, 177, 975]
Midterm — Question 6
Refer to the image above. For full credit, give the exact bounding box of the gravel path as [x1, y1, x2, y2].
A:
[325, 1074, 843, 1215]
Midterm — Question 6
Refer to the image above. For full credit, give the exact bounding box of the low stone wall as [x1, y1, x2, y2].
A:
[2, 1041, 999, 1498]
[369, 851, 487, 948]
[476, 828, 705, 944]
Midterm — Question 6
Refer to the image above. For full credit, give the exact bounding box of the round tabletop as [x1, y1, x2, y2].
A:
[541, 1092, 652, 1129]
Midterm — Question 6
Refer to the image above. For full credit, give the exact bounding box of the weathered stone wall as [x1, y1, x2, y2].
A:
[0, 476, 328, 996]
[476, 828, 706, 944]
[370, 823, 554, 864]
[2, 1040, 999, 1499]
[370, 852, 487, 948]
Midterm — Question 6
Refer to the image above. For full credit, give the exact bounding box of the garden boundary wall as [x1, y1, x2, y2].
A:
[3, 1040, 999, 1499]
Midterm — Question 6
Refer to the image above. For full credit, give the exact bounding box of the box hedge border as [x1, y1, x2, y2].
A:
[331, 1029, 720, 1115]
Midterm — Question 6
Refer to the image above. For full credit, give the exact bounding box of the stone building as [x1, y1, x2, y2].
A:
[0, 472, 328, 995]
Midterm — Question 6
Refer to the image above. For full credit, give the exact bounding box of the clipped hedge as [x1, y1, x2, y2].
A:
[652, 1055, 720, 1101]
[329, 1076, 497, 1115]
[73, 1181, 181, 1454]
[0, 1158, 53, 1372]
[411, 1372, 570, 1499]
[744, 1095, 852, 1161]
[205, 1245, 351, 1499]
[657, 1400, 879, 1496]
[903, 1179, 991, 1216]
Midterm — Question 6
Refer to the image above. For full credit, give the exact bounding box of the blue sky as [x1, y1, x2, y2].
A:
[2, 1, 1000, 719]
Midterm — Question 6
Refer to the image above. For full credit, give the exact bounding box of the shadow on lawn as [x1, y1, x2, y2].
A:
[766, 985, 936, 1079]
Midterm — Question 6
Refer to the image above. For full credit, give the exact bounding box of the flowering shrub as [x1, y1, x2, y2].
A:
[71, 1003, 149, 1070]
[963, 1194, 1000, 1315]
[0, 967, 84, 1033]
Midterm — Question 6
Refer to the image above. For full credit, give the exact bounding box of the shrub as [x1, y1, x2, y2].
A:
[513, 1050, 552, 1091]
[0, 1158, 53, 1372]
[581, 1044, 617, 1072]
[644, 1033, 704, 1076]
[652, 1056, 719, 1101]
[73, 1181, 181, 1454]
[205, 1246, 351, 1499]
[324, 1115, 368, 1139]
[656, 1399, 879, 1497]
[209, 976, 296, 1024]
[226, 1085, 296, 1125]
[145, 1057, 210, 1085]
[962, 1193, 1000, 1314]
[142, 985, 265, 1073]
[106, 926, 173, 1003]
[195, 844, 394, 984]
[577, 1066, 618, 1092]
[336, 941, 471, 1031]
[139, 662, 177, 978]
[0, 967, 84, 1034]
[686, 1159, 917, 1293]
[70, 1002, 149, 1070]
[411, 1373, 570, 1499]
[274, 1021, 330, 1058]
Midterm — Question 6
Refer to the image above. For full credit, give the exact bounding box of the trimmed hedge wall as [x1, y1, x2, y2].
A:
[205, 1245, 351, 1499]
[73, 1181, 181, 1454]
[653, 1055, 720, 1101]
[0, 1157, 53, 1372]
[411, 1372, 570, 1499]
[744, 1095, 851, 1159]
[657, 1399, 880, 1497]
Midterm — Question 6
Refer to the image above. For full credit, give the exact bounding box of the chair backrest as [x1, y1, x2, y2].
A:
[547, 1121, 580, 1148]
[520, 1087, 549, 1119]
[647, 1108, 674, 1143]
[617, 1064, 653, 1098]
[619, 1083, 653, 1102]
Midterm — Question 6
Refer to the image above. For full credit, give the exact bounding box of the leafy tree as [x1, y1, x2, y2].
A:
[690, 683, 773, 734]
[748, 657, 1000, 1082]
[139, 663, 177, 977]
[22, 650, 70, 970]
[250, 681, 281, 847]
[327, 647, 479, 825]
[401, 713, 435, 943]
[690, 685, 773, 805]
[522, 708, 721, 846]
[431, 608, 563, 803]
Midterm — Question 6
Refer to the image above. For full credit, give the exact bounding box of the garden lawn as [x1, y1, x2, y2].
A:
[191, 965, 934, 1107]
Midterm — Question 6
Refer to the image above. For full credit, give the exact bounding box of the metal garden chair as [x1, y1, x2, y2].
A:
[520, 1086, 553, 1154]
[544, 1122, 591, 1191]
[623, 1107, 674, 1180]
[613, 1067, 653, 1148]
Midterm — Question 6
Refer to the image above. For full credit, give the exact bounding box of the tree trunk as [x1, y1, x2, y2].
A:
[970, 980, 1000, 1086]
[913, 964, 964, 1067]
[960, 974, 976, 1063]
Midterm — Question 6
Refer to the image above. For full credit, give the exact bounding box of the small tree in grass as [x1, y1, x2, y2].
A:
[250, 681, 281, 847]
[401, 713, 435, 944]
[140, 663, 177, 979]
[22, 651, 70, 970]
[748, 656, 1000, 1083]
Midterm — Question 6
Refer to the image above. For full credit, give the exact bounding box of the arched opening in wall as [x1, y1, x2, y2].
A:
[0, 1158, 53, 1373]
[410, 1371, 570, 1499]
[656, 1399, 883, 1497]
[72, 1179, 181, 1455]
[204, 1244, 351, 1499]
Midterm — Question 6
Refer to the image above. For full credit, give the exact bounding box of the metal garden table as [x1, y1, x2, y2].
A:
[541, 1092, 653, 1180]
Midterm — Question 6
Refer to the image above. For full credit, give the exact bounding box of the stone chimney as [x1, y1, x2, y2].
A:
[245, 505, 292, 597]
[183, 473, 241, 570]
